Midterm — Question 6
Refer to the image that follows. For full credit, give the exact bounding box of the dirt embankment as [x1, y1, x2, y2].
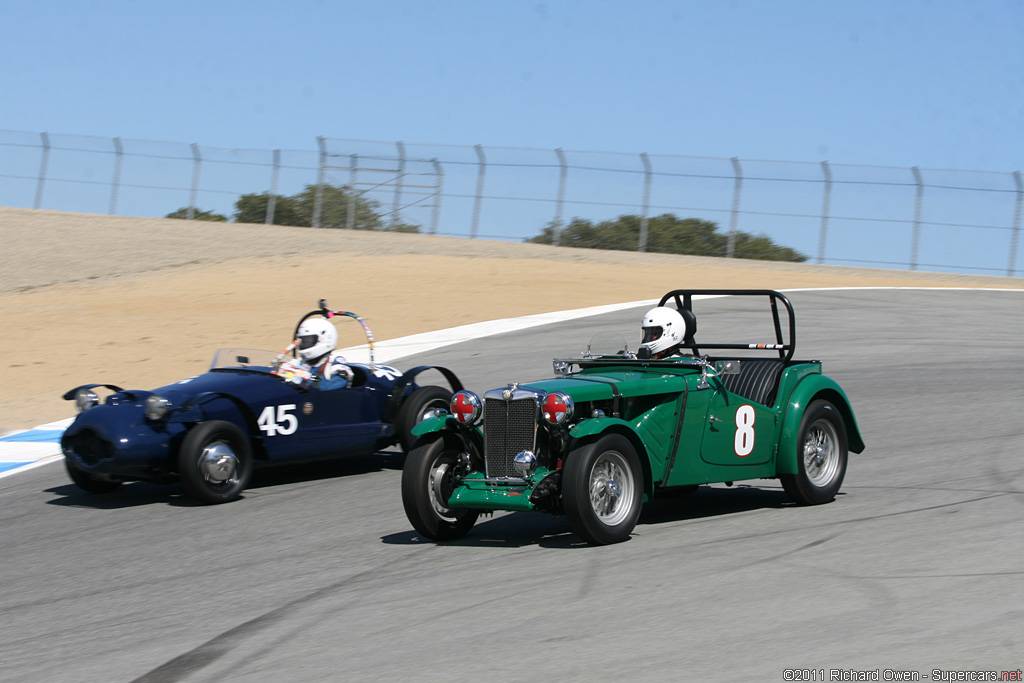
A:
[2, 206, 1019, 432]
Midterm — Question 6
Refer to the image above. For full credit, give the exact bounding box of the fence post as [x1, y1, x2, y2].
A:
[430, 158, 443, 235]
[638, 153, 652, 252]
[266, 149, 281, 225]
[817, 161, 832, 265]
[109, 137, 124, 216]
[727, 157, 743, 258]
[187, 143, 201, 220]
[471, 144, 486, 239]
[392, 141, 406, 228]
[313, 136, 326, 228]
[34, 132, 50, 210]
[347, 154, 358, 230]
[553, 148, 568, 246]
[1010, 171, 1023, 277]
[910, 166, 924, 270]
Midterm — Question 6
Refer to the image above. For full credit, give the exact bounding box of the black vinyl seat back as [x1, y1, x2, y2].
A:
[679, 307, 697, 346]
[719, 359, 785, 407]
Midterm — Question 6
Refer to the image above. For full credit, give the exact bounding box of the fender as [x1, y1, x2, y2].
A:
[569, 417, 655, 498]
[62, 383, 125, 400]
[384, 365, 464, 423]
[176, 391, 270, 459]
[410, 415, 483, 460]
[776, 374, 865, 475]
[410, 414, 454, 438]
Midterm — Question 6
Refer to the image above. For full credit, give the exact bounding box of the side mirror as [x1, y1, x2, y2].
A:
[715, 360, 741, 375]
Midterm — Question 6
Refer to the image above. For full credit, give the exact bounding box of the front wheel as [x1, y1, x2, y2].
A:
[396, 385, 452, 453]
[401, 433, 478, 541]
[780, 400, 848, 505]
[178, 420, 253, 504]
[563, 433, 644, 545]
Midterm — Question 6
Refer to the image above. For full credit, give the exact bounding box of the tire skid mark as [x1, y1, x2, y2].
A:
[640, 491, 1009, 548]
[130, 549, 425, 683]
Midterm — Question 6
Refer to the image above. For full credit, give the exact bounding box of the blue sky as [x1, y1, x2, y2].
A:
[1, 1, 1022, 275]
[3, 0, 1021, 170]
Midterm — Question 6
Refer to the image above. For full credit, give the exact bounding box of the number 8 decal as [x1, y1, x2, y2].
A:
[734, 404, 755, 457]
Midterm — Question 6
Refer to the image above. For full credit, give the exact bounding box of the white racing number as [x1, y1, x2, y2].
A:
[734, 404, 756, 457]
[258, 404, 299, 437]
[371, 365, 402, 381]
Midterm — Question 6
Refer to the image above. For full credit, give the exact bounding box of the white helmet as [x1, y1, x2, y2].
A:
[640, 306, 688, 358]
[296, 317, 338, 363]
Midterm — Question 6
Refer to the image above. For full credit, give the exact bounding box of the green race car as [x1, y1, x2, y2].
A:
[401, 289, 864, 545]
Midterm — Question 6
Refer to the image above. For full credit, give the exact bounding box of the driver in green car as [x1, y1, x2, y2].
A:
[638, 306, 693, 359]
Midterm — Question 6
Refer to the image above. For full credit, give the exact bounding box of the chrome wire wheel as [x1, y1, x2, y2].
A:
[803, 418, 840, 488]
[401, 434, 479, 541]
[587, 450, 635, 526]
[428, 455, 459, 522]
[780, 400, 848, 506]
[564, 433, 644, 545]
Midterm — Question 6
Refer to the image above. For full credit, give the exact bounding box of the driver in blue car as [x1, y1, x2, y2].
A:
[280, 317, 353, 389]
[638, 306, 691, 360]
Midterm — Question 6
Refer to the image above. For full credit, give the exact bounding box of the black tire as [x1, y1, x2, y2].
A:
[563, 433, 644, 545]
[396, 385, 452, 453]
[401, 433, 478, 541]
[780, 399, 848, 505]
[64, 458, 122, 494]
[177, 420, 252, 504]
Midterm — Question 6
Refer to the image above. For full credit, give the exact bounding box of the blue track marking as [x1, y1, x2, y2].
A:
[0, 429, 64, 443]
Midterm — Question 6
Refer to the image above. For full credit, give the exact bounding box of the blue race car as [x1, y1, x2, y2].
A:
[61, 301, 463, 504]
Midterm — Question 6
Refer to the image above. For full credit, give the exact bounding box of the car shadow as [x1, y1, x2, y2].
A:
[45, 448, 408, 509]
[640, 483, 793, 526]
[383, 483, 795, 548]
[382, 512, 590, 549]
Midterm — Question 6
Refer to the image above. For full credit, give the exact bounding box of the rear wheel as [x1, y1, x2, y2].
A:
[178, 420, 252, 504]
[563, 433, 644, 545]
[396, 385, 452, 452]
[780, 400, 848, 505]
[64, 458, 121, 494]
[401, 433, 478, 541]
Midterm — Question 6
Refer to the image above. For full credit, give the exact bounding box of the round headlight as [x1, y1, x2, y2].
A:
[144, 395, 171, 421]
[449, 390, 482, 425]
[74, 389, 99, 413]
[541, 391, 574, 425]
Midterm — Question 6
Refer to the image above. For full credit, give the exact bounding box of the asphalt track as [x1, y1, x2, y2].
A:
[1, 289, 1022, 682]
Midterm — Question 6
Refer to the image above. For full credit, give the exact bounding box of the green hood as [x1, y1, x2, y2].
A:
[523, 366, 695, 400]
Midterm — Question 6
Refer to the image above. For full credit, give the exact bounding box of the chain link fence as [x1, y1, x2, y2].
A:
[1, 129, 1020, 277]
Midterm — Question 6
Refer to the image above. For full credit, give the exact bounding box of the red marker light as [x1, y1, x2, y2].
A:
[450, 391, 482, 425]
[542, 391, 574, 425]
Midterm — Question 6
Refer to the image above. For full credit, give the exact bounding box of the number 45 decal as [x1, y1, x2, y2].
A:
[734, 404, 755, 457]
[258, 404, 298, 437]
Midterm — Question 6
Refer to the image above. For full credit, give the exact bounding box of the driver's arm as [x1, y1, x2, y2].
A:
[320, 357, 353, 388]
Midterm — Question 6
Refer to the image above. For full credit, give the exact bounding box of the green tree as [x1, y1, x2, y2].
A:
[232, 184, 419, 232]
[233, 193, 306, 226]
[528, 213, 806, 262]
[164, 207, 228, 222]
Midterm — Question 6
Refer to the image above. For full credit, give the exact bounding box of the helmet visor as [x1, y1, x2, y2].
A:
[298, 334, 319, 350]
[641, 326, 662, 344]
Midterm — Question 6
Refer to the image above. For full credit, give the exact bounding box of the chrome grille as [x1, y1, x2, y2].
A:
[484, 397, 537, 478]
